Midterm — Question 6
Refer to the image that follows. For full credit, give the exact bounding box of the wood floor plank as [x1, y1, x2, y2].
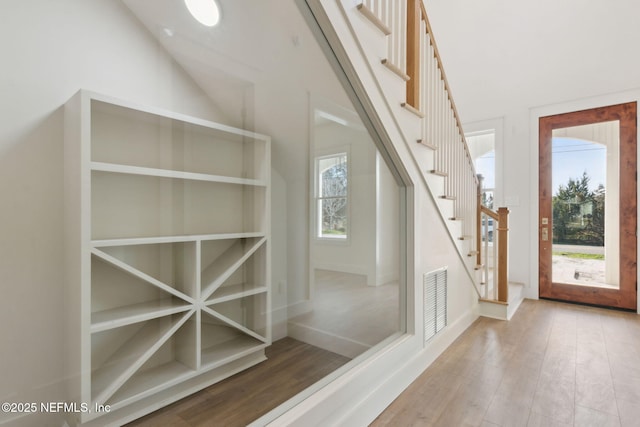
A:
[128, 299, 640, 427]
[372, 299, 640, 427]
[126, 337, 349, 427]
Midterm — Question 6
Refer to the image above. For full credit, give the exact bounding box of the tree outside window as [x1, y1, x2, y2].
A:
[316, 153, 348, 239]
[552, 171, 605, 246]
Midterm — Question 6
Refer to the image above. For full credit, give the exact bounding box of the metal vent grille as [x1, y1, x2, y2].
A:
[424, 268, 447, 344]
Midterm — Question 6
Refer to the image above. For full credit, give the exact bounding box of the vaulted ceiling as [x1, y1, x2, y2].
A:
[123, 0, 640, 127]
[122, 0, 343, 131]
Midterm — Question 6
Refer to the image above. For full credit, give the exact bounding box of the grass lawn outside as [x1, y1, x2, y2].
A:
[552, 251, 604, 260]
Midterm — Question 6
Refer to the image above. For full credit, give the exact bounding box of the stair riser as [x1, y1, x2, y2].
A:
[353, 10, 391, 59]
[423, 168, 444, 194]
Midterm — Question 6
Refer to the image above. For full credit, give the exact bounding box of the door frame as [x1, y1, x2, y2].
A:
[538, 102, 637, 310]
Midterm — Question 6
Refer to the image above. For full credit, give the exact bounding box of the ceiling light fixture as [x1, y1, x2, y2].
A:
[184, 0, 220, 27]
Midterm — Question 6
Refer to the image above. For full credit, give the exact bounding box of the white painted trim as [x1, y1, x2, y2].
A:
[286, 299, 313, 318]
[287, 321, 371, 358]
[82, 89, 271, 142]
[312, 262, 369, 277]
[476, 300, 508, 321]
[463, 117, 505, 207]
[528, 88, 640, 313]
[270, 305, 288, 340]
[507, 296, 525, 320]
[312, 146, 352, 244]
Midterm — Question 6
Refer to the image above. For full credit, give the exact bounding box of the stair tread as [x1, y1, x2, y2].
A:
[381, 59, 410, 81]
[479, 298, 509, 306]
[356, 4, 392, 35]
[400, 102, 425, 118]
[417, 139, 438, 150]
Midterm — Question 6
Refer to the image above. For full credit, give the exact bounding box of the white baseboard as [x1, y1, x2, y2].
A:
[271, 305, 288, 341]
[287, 321, 371, 358]
[335, 307, 479, 426]
[286, 299, 313, 318]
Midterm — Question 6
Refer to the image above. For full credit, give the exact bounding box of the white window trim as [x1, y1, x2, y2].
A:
[464, 117, 504, 208]
[313, 147, 351, 243]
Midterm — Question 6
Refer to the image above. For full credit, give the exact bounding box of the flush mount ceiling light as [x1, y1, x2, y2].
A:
[184, 0, 220, 27]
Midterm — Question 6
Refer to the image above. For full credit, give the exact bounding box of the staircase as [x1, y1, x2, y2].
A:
[333, 0, 523, 319]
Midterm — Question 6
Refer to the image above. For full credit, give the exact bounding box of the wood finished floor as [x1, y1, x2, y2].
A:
[125, 337, 349, 427]
[372, 299, 640, 427]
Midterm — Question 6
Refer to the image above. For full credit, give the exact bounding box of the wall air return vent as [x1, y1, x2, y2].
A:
[424, 267, 447, 344]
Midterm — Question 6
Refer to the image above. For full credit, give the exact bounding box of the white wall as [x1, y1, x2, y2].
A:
[423, 0, 640, 308]
[249, 55, 354, 316]
[271, 170, 289, 340]
[376, 153, 401, 286]
[311, 121, 378, 284]
[0, 1, 222, 425]
[254, 82, 312, 315]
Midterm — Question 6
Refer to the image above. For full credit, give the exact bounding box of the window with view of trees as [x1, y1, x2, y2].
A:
[316, 152, 348, 239]
[552, 171, 605, 246]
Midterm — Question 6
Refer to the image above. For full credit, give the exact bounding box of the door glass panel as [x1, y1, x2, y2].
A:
[551, 121, 619, 289]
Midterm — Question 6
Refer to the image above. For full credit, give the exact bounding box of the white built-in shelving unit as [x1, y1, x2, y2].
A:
[64, 90, 271, 425]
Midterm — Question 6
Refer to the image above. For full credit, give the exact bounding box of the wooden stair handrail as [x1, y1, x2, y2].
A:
[480, 205, 499, 220]
[478, 205, 510, 303]
[476, 177, 483, 266]
[406, 0, 421, 110]
[477, 175, 509, 303]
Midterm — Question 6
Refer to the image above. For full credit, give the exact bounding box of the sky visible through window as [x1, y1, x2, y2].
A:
[473, 137, 606, 197]
[475, 151, 495, 189]
[552, 137, 606, 195]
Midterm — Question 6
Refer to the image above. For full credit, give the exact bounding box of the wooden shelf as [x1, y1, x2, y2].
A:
[91, 299, 192, 333]
[90, 93, 269, 144]
[106, 360, 195, 409]
[66, 90, 271, 423]
[201, 237, 266, 300]
[91, 311, 193, 405]
[92, 232, 266, 248]
[92, 248, 194, 303]
[91, 162, 267, 187]
[201, 335, 266, 370]
[90, 172, 267, 241]
[206, 284, 268, 305]
[202, 305, 266, 344]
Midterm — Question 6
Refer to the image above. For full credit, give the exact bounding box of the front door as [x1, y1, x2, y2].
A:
[539, 102, 637, 310]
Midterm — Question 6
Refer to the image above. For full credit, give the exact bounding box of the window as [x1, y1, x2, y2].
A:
[466, 129, 496, 209]
[315, 152, 348, 239]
